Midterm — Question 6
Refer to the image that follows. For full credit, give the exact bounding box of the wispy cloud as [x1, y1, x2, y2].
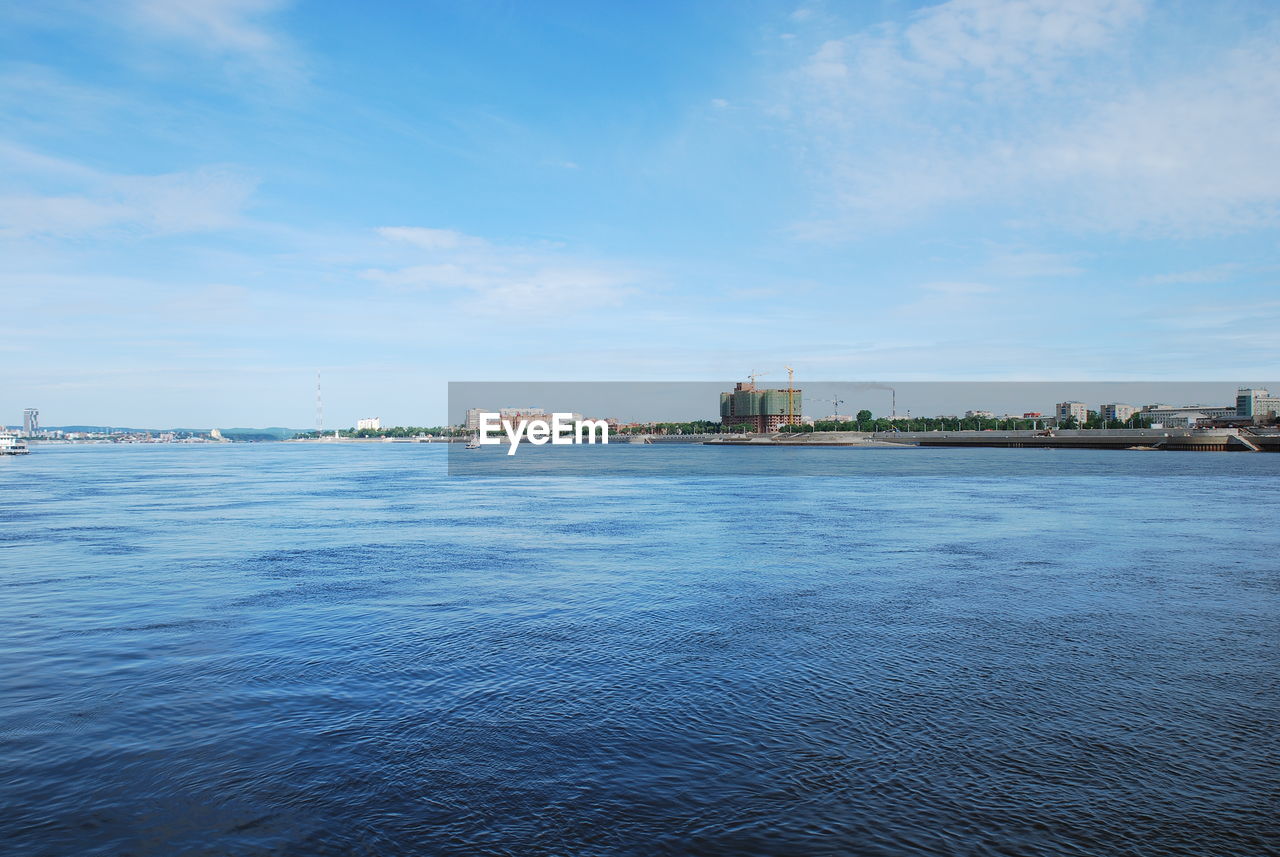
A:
[1148, 300, 1280, 360]
[986, 250, 1084, 278]
[921, 281, 996, 295]
[376, 227, 479, 251]
[364, 227, 647, 315]
[0, 143, 256, 238]
[1140, 263, 1243, 285]
[0, 64, 129, 136]
[892, 280, 998, 319]
[124, 0, 304, 87]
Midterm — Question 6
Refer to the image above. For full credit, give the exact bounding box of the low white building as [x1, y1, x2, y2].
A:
[1191, 406, 1239, 420]
[1143, 411, 1205, 429]
[1141, 405, 1235, 425]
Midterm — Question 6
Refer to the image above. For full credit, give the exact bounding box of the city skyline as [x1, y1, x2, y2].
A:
[11, 380, 1279, 431]
[4, 1, 1280, 426]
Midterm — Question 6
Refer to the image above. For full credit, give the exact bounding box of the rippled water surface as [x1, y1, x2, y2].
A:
[2, 444, 1277, 856]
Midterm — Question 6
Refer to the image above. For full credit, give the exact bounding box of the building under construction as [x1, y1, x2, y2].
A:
[720, 381, 803, 432]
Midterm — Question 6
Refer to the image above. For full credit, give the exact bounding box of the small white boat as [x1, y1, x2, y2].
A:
[465, 433, 481, 449]
[0, 430, 30, 455]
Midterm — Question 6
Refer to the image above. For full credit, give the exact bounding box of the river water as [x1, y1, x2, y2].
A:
[2, 444, 1276, 856]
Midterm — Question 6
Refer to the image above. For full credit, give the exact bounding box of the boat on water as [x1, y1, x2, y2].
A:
[465, 433, 481, 449]
[0, 431, 30, 455]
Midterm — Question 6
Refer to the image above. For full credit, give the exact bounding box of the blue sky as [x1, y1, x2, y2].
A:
[2, 0, 1278, 427]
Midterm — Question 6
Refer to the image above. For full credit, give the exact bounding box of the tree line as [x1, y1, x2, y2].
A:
[297, 410, 1155, 439]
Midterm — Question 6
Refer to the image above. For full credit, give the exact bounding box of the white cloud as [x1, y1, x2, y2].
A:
[796, 0, 1145, 100]
[779, 0, 1280, 236]
[899, 0, 1146, 82]
[1028, 37, 1280, 233]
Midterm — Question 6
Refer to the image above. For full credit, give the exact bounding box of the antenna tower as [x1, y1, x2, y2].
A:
[315, 371, 324, 433]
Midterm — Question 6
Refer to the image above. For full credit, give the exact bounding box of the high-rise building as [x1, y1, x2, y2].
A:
[1236, 388, 1280, 420]
[22, 408, 38, 436]
[499, 407, 547, 420]
[720, 382, 803, 432]
[467, 408, 577, 434]
[1055, 401, 1088, 424]
[1100, 403, 1137, 423]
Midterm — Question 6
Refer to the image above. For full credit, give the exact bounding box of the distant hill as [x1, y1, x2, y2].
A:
[49, 425, 156, 433]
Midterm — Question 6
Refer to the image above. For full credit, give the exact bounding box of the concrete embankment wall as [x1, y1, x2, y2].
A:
[706, 428, 1277, 451]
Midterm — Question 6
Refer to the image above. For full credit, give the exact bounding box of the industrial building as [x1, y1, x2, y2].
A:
[720, 381, 803, 432]
[356, 417, 383, 431]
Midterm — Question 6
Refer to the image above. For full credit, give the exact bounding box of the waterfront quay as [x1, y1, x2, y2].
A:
[707, 428, 1279, 452]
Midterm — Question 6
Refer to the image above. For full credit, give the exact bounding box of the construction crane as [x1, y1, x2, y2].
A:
[784, 365, 796, 427]
[747, 370, 770, 388]
[811, 396, 845, 424]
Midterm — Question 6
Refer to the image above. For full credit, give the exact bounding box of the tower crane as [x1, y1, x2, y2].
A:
[743, 367, 806, 429]
[784, 366, 796, 427]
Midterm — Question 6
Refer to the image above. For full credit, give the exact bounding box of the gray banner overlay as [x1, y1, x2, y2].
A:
[446, 381, 1280, 477]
